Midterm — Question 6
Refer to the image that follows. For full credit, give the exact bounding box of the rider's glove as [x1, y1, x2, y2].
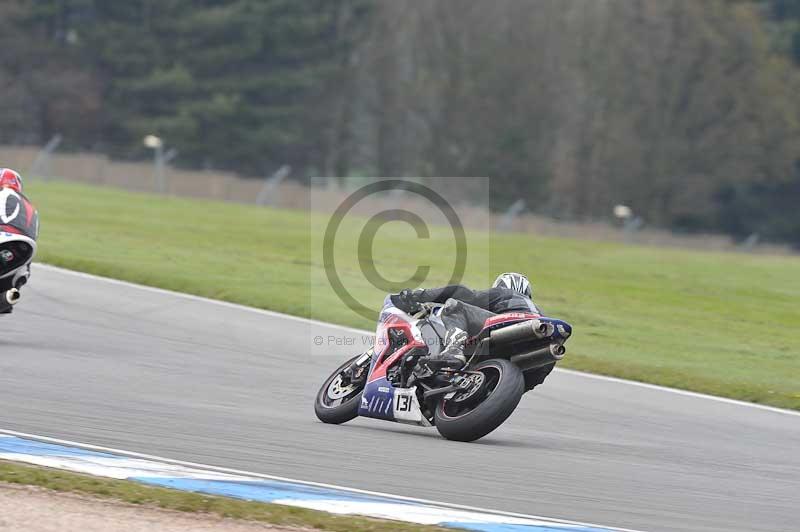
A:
[391, 288, 422, 314]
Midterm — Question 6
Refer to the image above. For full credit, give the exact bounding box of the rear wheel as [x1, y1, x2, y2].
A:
[314, 355, 365, 424]
[434, 358, 524, 442]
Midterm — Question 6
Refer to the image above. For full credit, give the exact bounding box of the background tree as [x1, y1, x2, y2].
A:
[0, 0, 101, 146]
[1, 0, 799, 246]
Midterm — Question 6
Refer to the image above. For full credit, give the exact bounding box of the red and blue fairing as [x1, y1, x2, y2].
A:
[358, 299, 427, 423]
[473, 312, 572, 343]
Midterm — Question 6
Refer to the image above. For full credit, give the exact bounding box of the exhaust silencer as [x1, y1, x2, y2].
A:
[490, 319, 554, 346]
[510, 343, 566, 371]
[5, 288, 20, 306]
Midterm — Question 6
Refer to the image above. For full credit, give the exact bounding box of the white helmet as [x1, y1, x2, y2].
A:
[493, 272, 532, 298]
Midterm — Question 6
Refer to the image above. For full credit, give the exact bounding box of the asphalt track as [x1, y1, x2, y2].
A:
[1, 265, 798, 532]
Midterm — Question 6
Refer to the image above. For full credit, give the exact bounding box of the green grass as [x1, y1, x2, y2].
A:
[28, 181, 800, 409]
[0, 460, 448, 531]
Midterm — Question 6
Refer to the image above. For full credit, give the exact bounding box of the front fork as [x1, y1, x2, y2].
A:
[342, 349, 373, 385]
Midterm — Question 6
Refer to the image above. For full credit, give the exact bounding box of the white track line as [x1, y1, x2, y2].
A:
[34, 262, 800, 418]
[0, 428, 641, 532]
[32, 263, 368, 336]
[554, 368, 800, 417]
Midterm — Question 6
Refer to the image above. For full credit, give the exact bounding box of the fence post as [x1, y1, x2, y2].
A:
[740, 233, 760, 252]
[256, 165, 291, 206]
[499, 199, 526, 232]
[29, 134, 63, 180]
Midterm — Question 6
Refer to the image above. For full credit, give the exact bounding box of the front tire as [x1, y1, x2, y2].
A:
[314, 355, 365, 425]
[434, 358, 524, 442]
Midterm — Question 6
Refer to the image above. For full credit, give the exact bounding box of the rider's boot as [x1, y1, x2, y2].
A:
[415, 328, 467, 377]
[438, 327, 468, 367]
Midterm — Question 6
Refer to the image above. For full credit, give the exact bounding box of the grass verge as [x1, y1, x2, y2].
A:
[28, 181, 800, 410]
[0, 460, 449, 531]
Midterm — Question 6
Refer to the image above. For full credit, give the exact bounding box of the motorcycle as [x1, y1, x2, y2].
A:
[0, 187, 38, 313]
[314, 300, 572, 442]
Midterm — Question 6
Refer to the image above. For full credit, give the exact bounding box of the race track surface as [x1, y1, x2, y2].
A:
[1, 265, 798, 532]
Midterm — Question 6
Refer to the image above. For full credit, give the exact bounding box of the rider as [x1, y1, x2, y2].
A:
[390, 272, 541, 369]
[0, 168, 35, 314]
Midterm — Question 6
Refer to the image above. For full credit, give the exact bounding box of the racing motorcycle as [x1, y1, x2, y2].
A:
[0, 188, 38, 313]
[314, 300, 572, 442]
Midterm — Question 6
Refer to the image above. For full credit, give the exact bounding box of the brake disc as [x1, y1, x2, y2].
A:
[452, 372, 485, 403]
[327, 374, 357, 400]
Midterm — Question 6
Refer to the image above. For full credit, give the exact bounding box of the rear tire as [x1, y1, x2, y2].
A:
[434, 358, 524, 442]
[314, 355, 365, 425]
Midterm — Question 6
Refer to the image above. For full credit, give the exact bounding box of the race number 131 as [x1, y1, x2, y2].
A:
[396, 394, 412, 412]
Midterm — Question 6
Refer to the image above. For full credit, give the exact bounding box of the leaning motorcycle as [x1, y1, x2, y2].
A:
[0, 187, 38, 312]
[314, 301, 572, 442]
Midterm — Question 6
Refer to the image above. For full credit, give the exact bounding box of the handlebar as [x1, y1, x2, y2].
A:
[412, 302, 442, 319]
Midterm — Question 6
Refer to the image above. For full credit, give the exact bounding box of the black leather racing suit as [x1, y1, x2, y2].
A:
[394, 285, 539, 334]
[391, 285, 552, 390]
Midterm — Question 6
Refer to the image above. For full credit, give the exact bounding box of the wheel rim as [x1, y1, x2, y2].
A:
[327, 374, 356, 399]
[452, 372, 485, 403]
[440, 365, 502, 419]
[320, 373, 360, 409]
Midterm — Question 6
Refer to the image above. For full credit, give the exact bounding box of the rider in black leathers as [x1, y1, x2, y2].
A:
[389, 273, 554, 390]
[391, 273, 539, 354]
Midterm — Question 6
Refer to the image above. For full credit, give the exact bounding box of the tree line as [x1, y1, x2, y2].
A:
[1, 0, 799, 247]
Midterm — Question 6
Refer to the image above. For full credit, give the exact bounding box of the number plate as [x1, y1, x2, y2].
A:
[392, 387, 423, 423]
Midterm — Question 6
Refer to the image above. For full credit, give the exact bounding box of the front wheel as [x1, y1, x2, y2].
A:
[434, 358, 524, 442]
[314, 355, 365, 425]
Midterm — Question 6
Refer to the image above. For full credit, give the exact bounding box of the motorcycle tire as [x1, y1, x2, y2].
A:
[314, 354, 365, 425]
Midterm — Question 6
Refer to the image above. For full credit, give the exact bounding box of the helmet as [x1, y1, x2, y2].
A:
[0, 169, 23, 194]
[493, 272, 532, 298]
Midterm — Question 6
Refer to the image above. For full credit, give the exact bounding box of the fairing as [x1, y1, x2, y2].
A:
[0, 188, 37, 282]
[358, 305, 431, 425]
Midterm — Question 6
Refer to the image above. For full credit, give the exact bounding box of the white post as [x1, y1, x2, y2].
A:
[256, 165, 291, 206]
[29, 134, 63, 180]
[155, 144, 165, 193]
[143, 135, 166, 193]
[499, 199, 526, 232]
